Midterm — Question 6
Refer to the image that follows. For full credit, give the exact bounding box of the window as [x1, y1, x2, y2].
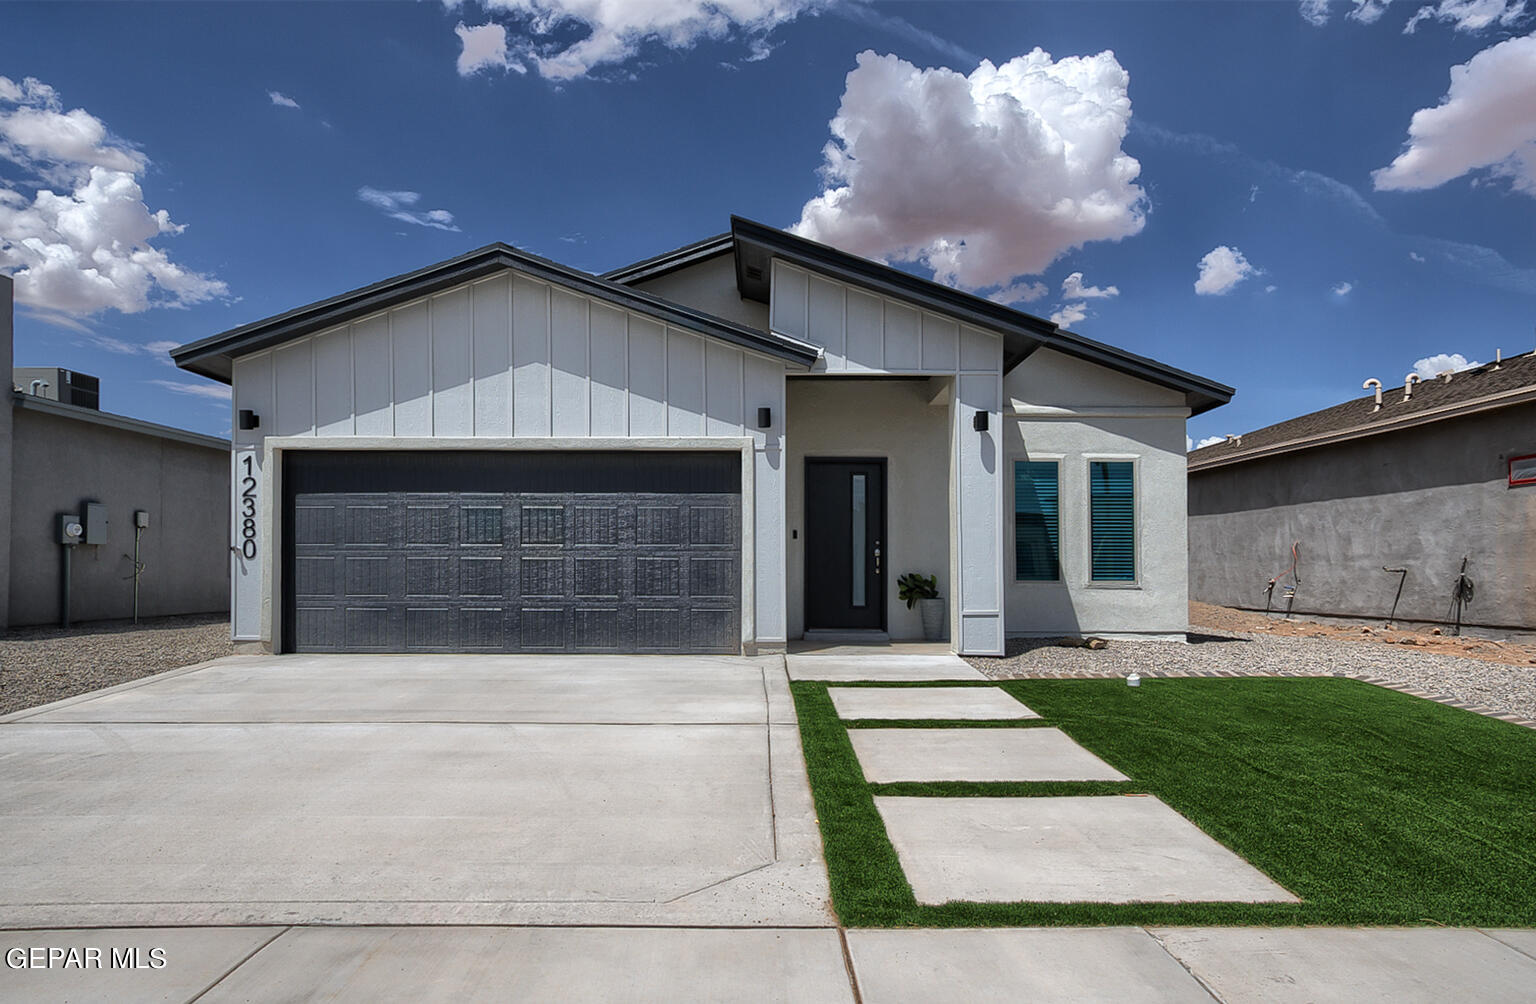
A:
[1510, 453, 1536, 486]
[1089, 461, 1135, 582]
[1014, 461, 1060, 581]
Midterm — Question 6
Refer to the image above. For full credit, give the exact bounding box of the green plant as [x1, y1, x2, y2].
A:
[897, 572, 939, 609]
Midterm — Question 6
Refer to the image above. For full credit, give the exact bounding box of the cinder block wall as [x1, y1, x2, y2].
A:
[8, 407, 230, 627]
[1189, 404, 1536, 630]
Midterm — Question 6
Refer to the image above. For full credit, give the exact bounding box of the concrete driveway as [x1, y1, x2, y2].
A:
[0, 653, 829, 928]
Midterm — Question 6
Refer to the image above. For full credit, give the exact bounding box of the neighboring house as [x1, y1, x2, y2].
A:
[172, 218, 1232, 656]
[0, 276, 231, 630]
[1189, 353, 1536, 632]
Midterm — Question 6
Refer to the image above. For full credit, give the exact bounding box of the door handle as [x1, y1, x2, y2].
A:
[874, 541, 882, 574]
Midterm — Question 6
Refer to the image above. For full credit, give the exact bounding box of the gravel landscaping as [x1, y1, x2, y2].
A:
[0, 614, 235, 716]
[968, 606, 1536, 725]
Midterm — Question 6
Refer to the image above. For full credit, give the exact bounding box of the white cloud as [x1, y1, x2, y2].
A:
[1348, 0, 1395, 21]
[1194, 246, 1256, 295]
[148, 378, 232, 402]
[1372, 34, 1536, 198]
[1195, 435, 1227, 449]
[0, 76, 226, 320]
[986, 280, 1048, 305]
[268, 90, 300, 109]
[463, 0, 817, 81]
[455, 21, 521, 75]
[1410, 250, 1427, 261]
[1333, 280, 1355, 295]
[1050, 302, 1088, 326]
[1412, 351, 1481, 378]
[1404, 0, 1526, 32]
[1060, 271, 1119, 299]
[1300, 0, 1333, 25]
[357, 186, 460, 231]
[1265, 284, 1279, 292]
[793, 49, 1146, 301]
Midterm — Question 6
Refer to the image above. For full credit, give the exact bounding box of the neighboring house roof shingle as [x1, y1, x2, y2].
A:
[1188, 352, 1536, 471]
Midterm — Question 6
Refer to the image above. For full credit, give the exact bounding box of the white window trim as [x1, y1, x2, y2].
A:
[1082, 454, 1140, 590]
[1010, 454, 1065, 584]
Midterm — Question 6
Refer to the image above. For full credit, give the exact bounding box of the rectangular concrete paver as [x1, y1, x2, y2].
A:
[0, 927, 282, 1004]
[851, 727, 1128, 783]
[199, 926, 855, 1003]
[874, 796, 1297, 904]
[785, 654, 985, 682]
[846, 928, 1212, 1003]
[1152, 927, 1536, 1003]
[828, 686, 1038, 720]
[1485, 928, 1536, 962]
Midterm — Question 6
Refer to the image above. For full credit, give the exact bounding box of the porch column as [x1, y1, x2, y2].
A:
[951, 372, 1005, 655]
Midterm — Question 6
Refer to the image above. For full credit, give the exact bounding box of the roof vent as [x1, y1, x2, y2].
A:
[1363, 378, 1382, 411]
[1403, 373, 1422, 402]
[1225, 434, 1242, 446]
[744, 265, 764, 281]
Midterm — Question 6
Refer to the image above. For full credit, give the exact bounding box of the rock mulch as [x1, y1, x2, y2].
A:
[967, 611, 1536, 728]
[0, 614, 235, 716]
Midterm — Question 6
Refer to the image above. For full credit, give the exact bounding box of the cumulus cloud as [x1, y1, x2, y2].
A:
[1195, 435, 1228, 449]
[1300, 0, 1333, 24]
[1049, 302, 1088, 327]
[1194, 246, 1256, 295]
[1348, 0, 1395, 21]
[986, 280, 1048, 305]
[148, 378, 232, 402]
[1372, 34, 1536, 198]
[455, 21, 520, 75]
[1332, 280, 1355, 295]
[1060, 272, 1119, 299]
[1265, 284, 1279, 292]
[0, 76, 226, 322]
[1404, 0, 1526, 32]
[268, 90, 300, 109]
[1410, 250, 1427, 261]
[357, 186, 460, 231]
[459, 0, 816, 80]
[1412, 351, 1480, 378]
[793, 49, 1145, 302]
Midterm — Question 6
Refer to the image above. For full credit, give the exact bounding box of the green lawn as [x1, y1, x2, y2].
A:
[791, 676, 1536, 927]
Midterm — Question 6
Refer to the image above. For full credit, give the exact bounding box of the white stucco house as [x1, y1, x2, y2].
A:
[172, 218, 1232, 656]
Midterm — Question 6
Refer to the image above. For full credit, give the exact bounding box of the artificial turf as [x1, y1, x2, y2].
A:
[791, 675, 1536, 927]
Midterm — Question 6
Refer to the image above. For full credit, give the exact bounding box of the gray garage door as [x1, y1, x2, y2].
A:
[282, 451, 741, 654]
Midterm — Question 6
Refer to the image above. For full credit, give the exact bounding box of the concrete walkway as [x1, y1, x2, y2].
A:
[5, 925, 1536, 1001]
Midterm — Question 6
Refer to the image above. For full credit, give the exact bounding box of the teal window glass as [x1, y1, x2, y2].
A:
[1089, 461, 1135, 581]
[1014, 461, 1060, 581]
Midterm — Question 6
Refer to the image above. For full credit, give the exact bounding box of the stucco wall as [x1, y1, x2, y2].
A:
[1003, 349, 1192, 638]
[8, 406, 230, 627]
[1189, 403, 1536, 630]
[629, 253, 769, 332]
[0, 277, 13, 630]
[785, 378, 951, 641]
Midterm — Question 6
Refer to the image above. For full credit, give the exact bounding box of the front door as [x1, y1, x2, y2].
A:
[804, 459, 886, 631]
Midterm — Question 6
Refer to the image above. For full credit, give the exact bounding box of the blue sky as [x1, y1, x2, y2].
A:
[2, 1, 1533, 445]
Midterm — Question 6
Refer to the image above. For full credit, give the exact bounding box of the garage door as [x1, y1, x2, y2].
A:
[282, 451, 742, 654]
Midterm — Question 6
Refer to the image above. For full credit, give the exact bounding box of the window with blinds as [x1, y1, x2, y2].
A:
[1014, 461, 1060, 581]
[1089, 460, 1135, 581]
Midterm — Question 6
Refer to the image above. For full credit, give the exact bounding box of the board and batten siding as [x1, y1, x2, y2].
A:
[769, 258, 1006, 655]
[229, 270, 788, 647]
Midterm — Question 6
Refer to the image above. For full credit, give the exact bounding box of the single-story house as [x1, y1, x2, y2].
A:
[172, 218, 1232, 656]
[0, 276, 231, 629]
[1189, 352, 1536, 632]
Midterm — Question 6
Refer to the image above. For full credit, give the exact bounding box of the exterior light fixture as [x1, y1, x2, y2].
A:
[238, 409, 260, 430]
[757, 407, 772, 429]
[972, 411, 989, 432]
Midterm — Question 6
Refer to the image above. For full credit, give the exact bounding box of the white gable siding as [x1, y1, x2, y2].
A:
[768, 259, 1002, 376]
[229, 269, 789, 647]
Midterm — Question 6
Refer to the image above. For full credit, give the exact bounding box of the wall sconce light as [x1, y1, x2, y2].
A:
[972, 410, 989, 432]
[757, 406, 772, 429]
[238, 409, 260, 430]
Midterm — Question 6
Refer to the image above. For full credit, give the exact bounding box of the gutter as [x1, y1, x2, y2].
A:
[1188, 383, 1536, 472]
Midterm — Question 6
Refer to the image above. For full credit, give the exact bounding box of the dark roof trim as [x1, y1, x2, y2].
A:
[729, 216, 1235, 416]
[601, 233, 734, 285]
[173, 242, 820, 383]
[12, 392, 229, 451]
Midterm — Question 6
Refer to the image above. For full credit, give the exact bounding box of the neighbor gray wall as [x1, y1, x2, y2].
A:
[0, 277, 12, 630]
[8, 406, 230, 627]
[1189, 403, 1536, 630]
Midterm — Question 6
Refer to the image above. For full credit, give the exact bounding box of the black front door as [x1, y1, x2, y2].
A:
[804, 459, 886, 631]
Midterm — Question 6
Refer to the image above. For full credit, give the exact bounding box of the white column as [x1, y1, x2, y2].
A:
[951, 372, 1004, 655]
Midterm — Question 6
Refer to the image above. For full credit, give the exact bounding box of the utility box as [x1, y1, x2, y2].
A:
[58, 514, 83, 545]
[134, 510, 150, 528]
[82, 502, 108, 545]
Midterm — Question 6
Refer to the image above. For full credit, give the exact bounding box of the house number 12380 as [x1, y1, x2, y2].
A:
[239, 455, 258, 560]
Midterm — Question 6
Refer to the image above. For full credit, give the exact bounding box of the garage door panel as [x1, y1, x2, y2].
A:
[286, 453, 741, 654]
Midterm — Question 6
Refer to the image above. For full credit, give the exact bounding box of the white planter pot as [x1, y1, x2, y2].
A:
[917, 598, 945, 642]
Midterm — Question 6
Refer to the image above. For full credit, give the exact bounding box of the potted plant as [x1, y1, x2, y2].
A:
[898, 572, 945, 641]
